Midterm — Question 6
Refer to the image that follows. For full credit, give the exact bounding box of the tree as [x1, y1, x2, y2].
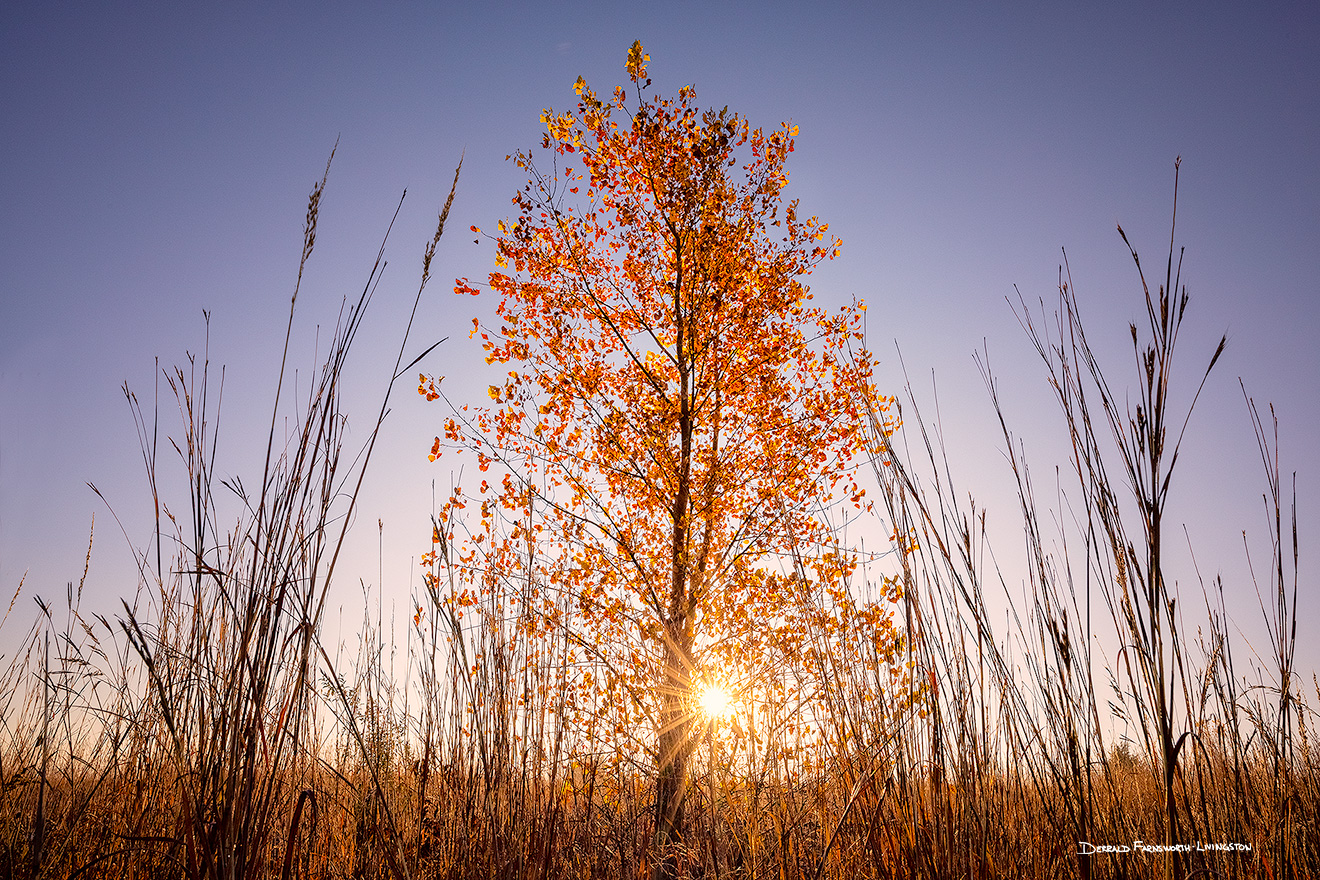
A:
[422, 42, 902, 878]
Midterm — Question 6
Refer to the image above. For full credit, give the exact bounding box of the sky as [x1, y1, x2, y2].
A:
[2, 2, 1318, 687]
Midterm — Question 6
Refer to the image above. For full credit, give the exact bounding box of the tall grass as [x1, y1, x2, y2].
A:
[850, 160, 1314, 880]
[0, 148, 461, 879]
[1, 160, 1315, 879]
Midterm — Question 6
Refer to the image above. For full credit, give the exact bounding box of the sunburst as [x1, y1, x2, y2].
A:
[698, 684, 734, 721]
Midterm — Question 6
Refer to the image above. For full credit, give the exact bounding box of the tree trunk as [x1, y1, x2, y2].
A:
[654, 626, 696, 880]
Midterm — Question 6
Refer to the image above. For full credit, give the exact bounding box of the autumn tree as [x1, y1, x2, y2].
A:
[422, 42, 903, 878]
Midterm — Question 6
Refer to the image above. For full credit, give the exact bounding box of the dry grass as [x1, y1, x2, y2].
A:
[1, 160, 1315, 879]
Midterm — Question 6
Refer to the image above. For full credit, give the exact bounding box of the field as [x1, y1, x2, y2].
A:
[1, 160, 1315, 880]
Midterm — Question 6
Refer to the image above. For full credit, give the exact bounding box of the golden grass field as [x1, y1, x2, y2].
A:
[1, 162, 1314, 880]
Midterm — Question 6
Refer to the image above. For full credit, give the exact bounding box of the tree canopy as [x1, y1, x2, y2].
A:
[421, 41, 906, 874]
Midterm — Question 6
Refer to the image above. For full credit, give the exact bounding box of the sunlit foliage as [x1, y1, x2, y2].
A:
[421, 41, 906, 866]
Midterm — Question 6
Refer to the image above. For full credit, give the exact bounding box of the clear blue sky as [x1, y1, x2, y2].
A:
[3, 2, 1317, 683]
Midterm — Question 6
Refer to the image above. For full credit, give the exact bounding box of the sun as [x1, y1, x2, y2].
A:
[698, 684, 734, 720]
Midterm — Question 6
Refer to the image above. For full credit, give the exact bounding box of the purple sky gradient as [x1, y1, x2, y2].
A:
[3, 3, 1317, 695]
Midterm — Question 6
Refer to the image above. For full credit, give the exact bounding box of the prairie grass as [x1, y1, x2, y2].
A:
[1, 160, 1315, 879]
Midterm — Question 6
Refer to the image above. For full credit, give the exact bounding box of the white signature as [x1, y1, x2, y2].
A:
[1078, 841, 1252, 854]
